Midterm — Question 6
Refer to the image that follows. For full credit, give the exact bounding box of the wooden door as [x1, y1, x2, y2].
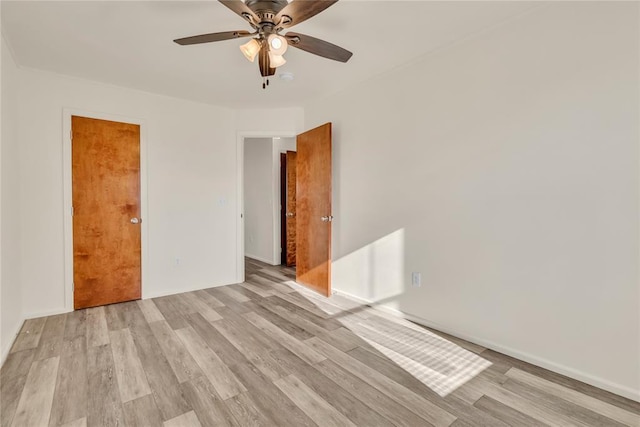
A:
[285, 151, 297, 267]
[280, 153, 287, 265]
[72, 116, 141, 309]
[296, 123, 332, 296]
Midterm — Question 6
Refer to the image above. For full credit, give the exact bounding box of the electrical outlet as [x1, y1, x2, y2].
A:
[412, 272, 421, 287]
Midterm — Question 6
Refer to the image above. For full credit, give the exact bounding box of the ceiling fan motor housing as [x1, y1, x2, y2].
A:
[245, 0, 289, 21]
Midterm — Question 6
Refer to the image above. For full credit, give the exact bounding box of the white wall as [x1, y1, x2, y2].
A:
[244, 137, 274, 263]
[234, 108, 304, 134]
[1, 36, 23, 361]
[14, 67, 238, 317]
[304, 2, 639, 400]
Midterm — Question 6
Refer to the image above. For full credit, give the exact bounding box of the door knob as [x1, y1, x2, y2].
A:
[286, 212, 295, 217]
[130, 217, 140, 224]
[321, 215, 334, 222]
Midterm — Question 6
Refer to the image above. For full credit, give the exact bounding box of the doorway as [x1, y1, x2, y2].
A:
[242, 136, 296, 268]
[238, 124, 333, 296]
[63, 109, 148, 312]
[71, 115, 142, 309]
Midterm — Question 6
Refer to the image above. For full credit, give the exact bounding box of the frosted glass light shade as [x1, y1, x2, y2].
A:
[268, 34, 288, 56]
[269, 52, 287, 68]
[240, 39, 260, 62]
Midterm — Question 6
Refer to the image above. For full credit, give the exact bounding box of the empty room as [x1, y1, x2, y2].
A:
[0, 1, 638, 426]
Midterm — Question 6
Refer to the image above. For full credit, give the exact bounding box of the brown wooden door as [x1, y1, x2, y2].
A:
[72, 116, 141, 309]
[280, 153, 287, 265]
[286, 151, 297, 267]
[296, 123, 332, 296]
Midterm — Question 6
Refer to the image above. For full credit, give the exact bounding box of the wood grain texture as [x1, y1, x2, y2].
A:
[48, 344, 88, 426]
[295, 123, 332, 296]
[193, 289, 225, 308]
[86, 344, 126, 426]
[224, 392, 272, 427]
[269, 347, 395, 426]
[137, 299, 165, 323]
[127, 311, 192, 421]
[175, 326, 246, 400]
[505, 368, 640, 426]
[163, 410, 202, 427]
[317, 357, 429, 427]
[35, 314, 68, 361]
[123, 394, 164, 427]
[180, 292, 223, 322]
[109, 329, 151, 402]
[306, 336, 457, 427]
[11, 356, 59, 427]
[184, 313, 249, 368]
[86, 306, 110, 347]
[211, 319, 289, 381]
[2, 258, 638, 427]
[0, 349, 35, 427]
[149, 320, 203, 383]
[72, 115, 141, 309]
[11, 318, 46, 353]
[227, 362, 316, 427]
[41, 314, 68, 341]
[244, 311, 326, 365]
[180, 376, 237, 427]
[285, 150, 297, 267]
[59, 417, 87, 427]
[274, 374, 357, 427]
[473, 395, 545, 427]
[152, 296, 189, 330]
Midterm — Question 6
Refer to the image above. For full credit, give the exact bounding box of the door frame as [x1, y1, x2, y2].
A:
[62, 108, 149, 311]
[235, 131, 296, 283]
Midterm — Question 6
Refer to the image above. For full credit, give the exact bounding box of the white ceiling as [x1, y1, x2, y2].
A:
[1, 1, 537, 108]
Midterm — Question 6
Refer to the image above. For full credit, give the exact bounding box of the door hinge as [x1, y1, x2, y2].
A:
[71, 206, 74, 216]
[70, 129, 73, 141]
[72, 282, 75, 293]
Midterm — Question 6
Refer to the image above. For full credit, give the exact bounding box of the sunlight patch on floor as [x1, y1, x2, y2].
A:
[290, 283, 491, 397]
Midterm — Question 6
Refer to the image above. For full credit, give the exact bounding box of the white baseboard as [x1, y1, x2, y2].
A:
[143, 281, 238, 300]
[245, 253, 277, 265]
[333, 288, 640, 403]
[24, 307, 71, 319]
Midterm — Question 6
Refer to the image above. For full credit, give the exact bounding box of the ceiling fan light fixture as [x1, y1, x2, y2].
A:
[268, 52, 287, 68]
[240, 39, 260, 62]
[268, 34, 288, 56]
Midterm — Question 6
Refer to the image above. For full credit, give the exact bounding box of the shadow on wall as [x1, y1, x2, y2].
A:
[333, 229, 406, 307]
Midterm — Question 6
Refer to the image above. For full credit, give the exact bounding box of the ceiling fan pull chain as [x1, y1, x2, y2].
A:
[262, 78, 266, 89]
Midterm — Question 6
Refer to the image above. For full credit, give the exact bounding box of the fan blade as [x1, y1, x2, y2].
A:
[174, 30, 252, 45]
[258, 45, 276, 77]
[285, 32, 352, 63]
[275, 0, 338, 29]
[219, 0, 259, 25]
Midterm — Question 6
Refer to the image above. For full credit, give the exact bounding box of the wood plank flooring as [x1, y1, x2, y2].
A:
[2, 257, 639, 426]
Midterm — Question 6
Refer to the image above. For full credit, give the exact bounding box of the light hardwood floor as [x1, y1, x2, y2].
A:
[1, 258, 639, 426]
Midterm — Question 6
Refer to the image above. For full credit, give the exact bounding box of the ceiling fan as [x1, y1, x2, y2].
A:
[174, 0, 353, 88]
